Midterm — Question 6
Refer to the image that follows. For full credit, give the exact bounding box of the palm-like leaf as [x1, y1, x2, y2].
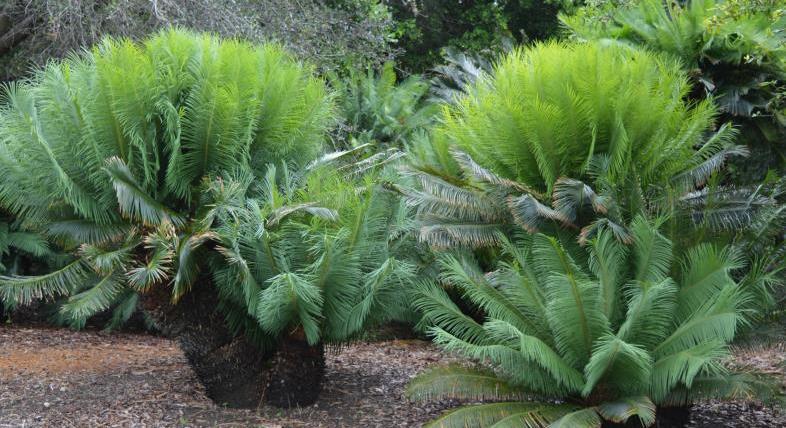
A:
[412, 217, 751, 427]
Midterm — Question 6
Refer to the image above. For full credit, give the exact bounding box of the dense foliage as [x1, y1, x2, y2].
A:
[0, 28, 333, 327]
[403, 41, 753, 251]
[564, 0, 786, 181]
[0, 2, 783, 420]
[409, 219, 761, 427]
[211, 165, 420, 347]
[332, 62, 438, 151]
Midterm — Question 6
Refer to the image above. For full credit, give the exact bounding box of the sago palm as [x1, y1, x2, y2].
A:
[430, 41, 733, 195]
[563, 0, 786, 180]
[210, 163, 420, 407]
[408, 217, 763, 427]
[0, 28, 331, 318]
[332, 62, 438, 151]
[0, 28, 333, 403]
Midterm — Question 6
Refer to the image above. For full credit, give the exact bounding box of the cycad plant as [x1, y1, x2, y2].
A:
[332, 62, 438, 151]
[402, 41, 751, 249]
[211, 164, 420, 407]
[408, 217, 763, 427]
[0, 28, 333, 403]
[563, 0, 786, 181]
[0, 28, 331, 321]
[0, 214, 60, 320]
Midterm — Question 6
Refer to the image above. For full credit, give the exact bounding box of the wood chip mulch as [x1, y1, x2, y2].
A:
[0, 325, 784, 427]
[0, 325, 457, 427]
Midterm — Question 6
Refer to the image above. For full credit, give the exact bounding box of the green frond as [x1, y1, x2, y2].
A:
[407, 365, 523, 402]
[256, 272, 324, 345]
[440, 255, 544, 336]
[484, 319, 585, 393]
[105, 290, 140, 331]
[0, 260, 89, 307]
[171, 232, 215, 302]
[5, 231, 51, 258]
[617, 278, 678, 349]
[43, 220, 131, 245]
[597, 396, 656, 427]
[104, 157, 185, 227]
[654, 283, 746, 358]
[651, 340, 728, 403]
[549, 407, 601, 428]
[582, 334, 652, 397]
[79, 240, 140, 274]
[630, 216, 672, 283]
[59, 272, 126, 328]
[544, 271, 610, 369]
[430, 327, 568, 395]
[587, 226, 627, 319]
[411, 280, 488, 344]
[427, 402, 575, 428]
[676, 244, 743, 321]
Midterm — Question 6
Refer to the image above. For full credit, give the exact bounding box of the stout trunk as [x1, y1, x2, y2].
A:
[141, 284, 269, 408]
[264, 329, 326, 408]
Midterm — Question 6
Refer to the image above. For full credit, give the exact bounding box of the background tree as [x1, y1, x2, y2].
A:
[0, 0, 396, 81]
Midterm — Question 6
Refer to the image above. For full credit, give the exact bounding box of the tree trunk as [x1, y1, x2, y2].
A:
[263, 328, 326, 408]
[140, 284, 270, 408]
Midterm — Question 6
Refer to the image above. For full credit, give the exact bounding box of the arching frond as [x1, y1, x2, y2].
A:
[0, 260, 89, 307]
[407, 365, 523, 402]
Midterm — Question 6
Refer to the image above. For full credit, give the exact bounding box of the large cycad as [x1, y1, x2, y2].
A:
[401, 41, 767, 252]
[408, 218, 760, 427]
[434, 41, 723, 195]
[0, 28, 331, 322]
[0, 28, 333, 403]
[211, 164, 419, 406]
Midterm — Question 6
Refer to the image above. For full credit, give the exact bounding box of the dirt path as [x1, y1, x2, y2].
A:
[0, 325, 784, 427]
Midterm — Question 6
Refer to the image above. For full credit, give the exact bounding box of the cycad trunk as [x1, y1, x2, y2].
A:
[140, 284, 269, 408]
[264, 328, 326, 408]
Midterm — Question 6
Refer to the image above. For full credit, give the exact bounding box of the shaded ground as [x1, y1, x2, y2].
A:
[0, 325, 784, 427]
[0, 326, 456, 427]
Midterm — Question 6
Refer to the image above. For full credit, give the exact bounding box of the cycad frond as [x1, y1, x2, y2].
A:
[0, 260, 89, 307]
[257, 272, 324, 345]
[104, 157, 185, 227]
[597, 396, 656, 426]
[425, 402, 574, 428]
[59, 272, 125, 328]
[407, 365, 523, 402]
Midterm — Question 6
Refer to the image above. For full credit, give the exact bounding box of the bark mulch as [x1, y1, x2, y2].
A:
[0, 325, 784, 427]
[0, 325, 456, 427]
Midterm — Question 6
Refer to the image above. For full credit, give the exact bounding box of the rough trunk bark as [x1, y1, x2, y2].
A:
[140, 284, 269, 408]
[263, 328, 326, 408]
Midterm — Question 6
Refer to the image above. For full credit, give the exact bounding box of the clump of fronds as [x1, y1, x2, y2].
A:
[0, 28, 333, 328]
[409, 218, 763, 427]
[563, 0, 786, 181]
[331, 62, 438, 152]
[211, 163, 424, 346]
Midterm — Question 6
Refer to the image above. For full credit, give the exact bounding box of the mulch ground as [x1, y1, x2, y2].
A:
[0, 325, 784, 427]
